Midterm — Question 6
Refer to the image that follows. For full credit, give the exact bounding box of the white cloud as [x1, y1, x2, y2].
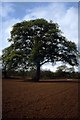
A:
[41, 62, 61, 72]
[60, 7, 78, 44]
[0, 3, 17, 51]
[2, 18, 21, 49]
[24, 3, 66, 21]
[0, 3, 15, 18]
[41, 62, 78, 72]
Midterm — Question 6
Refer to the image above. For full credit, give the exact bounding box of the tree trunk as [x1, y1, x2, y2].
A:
[34, 63, 40, 82]
[3, 65, 8, 78]
[3, 70, 8, 78]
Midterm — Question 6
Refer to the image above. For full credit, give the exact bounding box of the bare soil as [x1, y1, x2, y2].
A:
[2, 79, 79, 119]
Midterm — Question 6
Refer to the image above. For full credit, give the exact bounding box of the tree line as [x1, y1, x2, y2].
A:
[2, 67, 80, 79]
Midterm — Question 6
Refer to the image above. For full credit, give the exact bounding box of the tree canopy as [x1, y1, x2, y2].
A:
[2, 18, 79, 81]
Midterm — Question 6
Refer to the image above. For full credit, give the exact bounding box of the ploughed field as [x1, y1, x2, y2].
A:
[3, 79, 79, 119]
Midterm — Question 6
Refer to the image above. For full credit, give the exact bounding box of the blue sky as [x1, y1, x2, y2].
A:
[0, 2, 79, 71]
[1, 2, 78, 20]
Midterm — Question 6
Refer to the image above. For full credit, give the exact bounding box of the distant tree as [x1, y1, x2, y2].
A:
[56, 65, 75, 73]
[56, 65, 67, 73]
[2, 19, 79, 81]
[67, 67, 75, 73]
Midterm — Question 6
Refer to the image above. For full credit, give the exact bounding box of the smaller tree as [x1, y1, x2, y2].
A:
[56, 65, 67, 73]
[56, 65, 75, 73]
[56, 65, 76, 78]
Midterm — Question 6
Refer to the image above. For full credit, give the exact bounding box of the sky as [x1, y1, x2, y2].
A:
[0, 2, 79, 72]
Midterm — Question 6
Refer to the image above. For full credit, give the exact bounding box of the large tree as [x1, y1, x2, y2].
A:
[2, 19, 79, 81]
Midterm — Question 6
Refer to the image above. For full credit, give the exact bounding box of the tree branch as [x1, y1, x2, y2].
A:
[40, 59, 52, 66]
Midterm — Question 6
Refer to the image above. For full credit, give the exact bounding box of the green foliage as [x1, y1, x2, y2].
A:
[41, 70, 54, 79]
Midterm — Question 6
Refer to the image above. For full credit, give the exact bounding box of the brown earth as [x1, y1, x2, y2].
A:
[2, 79, 79, 119]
